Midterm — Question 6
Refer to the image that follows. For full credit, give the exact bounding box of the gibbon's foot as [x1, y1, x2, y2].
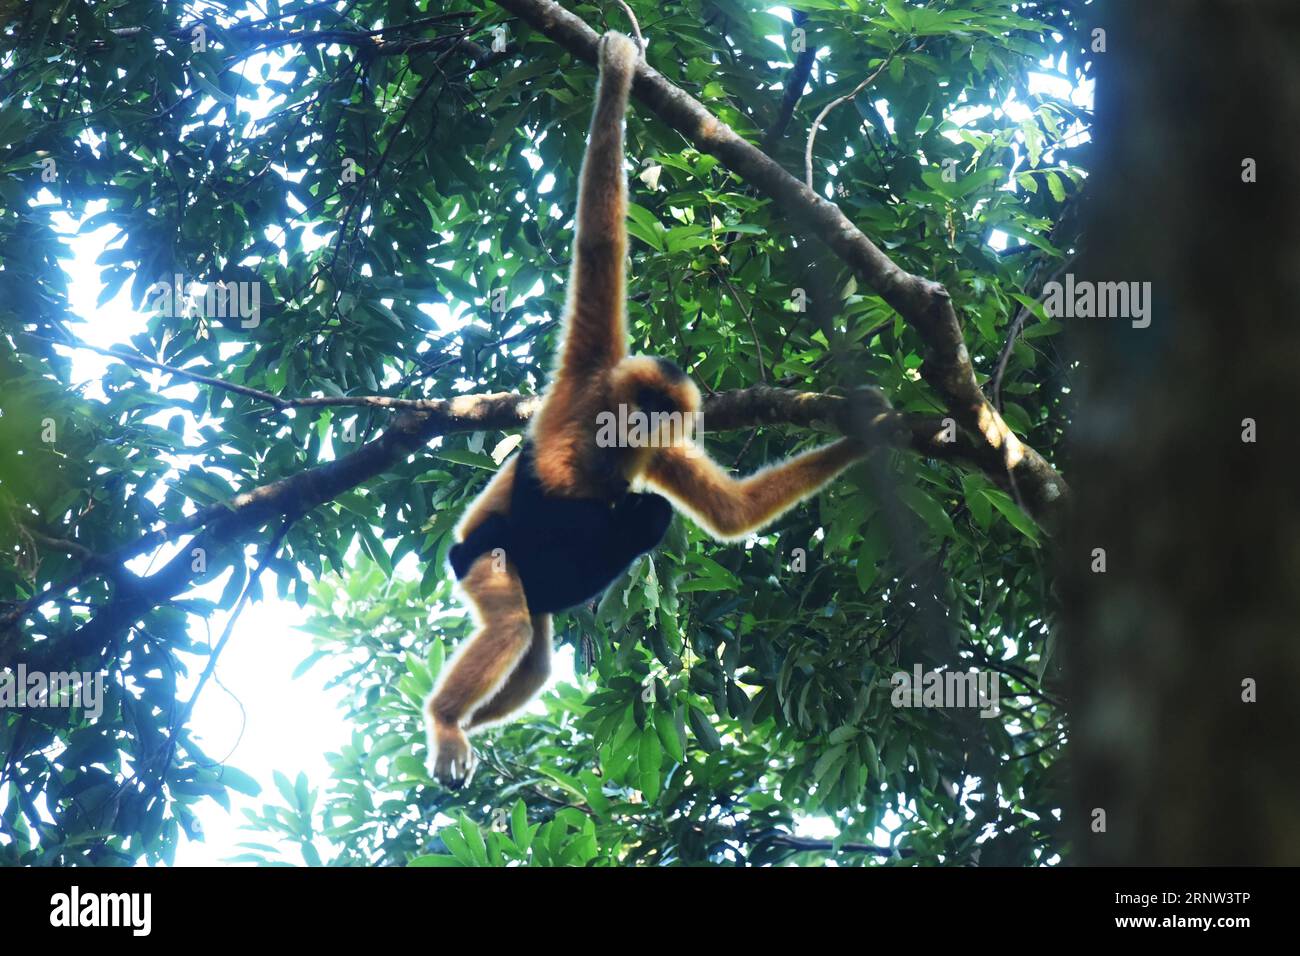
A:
[429, 719, 476, 789]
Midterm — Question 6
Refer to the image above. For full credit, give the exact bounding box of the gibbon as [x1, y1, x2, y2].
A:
[427, 32, 867, 787]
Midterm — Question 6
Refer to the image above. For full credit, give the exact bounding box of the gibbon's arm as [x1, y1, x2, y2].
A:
[556, 31, 640, 378]
[645, 439, 865, 541]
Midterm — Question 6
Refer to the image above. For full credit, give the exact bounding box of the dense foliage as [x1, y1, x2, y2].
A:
[0, 0, 1085, 865]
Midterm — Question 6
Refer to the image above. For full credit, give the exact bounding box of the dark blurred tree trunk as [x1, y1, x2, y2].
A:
[1063, 0, 1300, 864]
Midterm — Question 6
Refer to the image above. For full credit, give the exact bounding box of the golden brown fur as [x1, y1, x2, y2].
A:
[426, 32, 866, 787]
[644, 438, 863, 539]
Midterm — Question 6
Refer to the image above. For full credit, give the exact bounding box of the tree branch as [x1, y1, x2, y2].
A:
[1, 385, 991, 667]
[768, 832, 913, 859]
[491, 0, 1067, 528]
[804, 40, 910, 192]
[103, 11, 482, 59]
[6, 0, 1069, 669]
[991, 255, 1077, 411]
[759, 10, 816, 153]
[706, 824, 914, 859]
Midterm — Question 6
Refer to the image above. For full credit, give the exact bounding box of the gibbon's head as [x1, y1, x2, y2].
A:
[609, 355, 702, 445]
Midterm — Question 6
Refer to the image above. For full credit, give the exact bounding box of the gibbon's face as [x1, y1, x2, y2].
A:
[608, 355, 702, 446]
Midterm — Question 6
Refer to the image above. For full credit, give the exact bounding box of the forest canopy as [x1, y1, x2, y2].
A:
[0, 0, 1085, 865]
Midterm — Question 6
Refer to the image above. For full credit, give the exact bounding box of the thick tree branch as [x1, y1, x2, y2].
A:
[1, 386, 987, 667]
[26, 333, 996, 478]
[492, 0, 1067, 528]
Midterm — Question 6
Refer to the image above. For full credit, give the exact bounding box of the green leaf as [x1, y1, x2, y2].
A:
[656, 705, 686, 763]
[459, 815, 489, 866]
[982, 489, 1041, 544]
[511, 800, 533, 853]
[687, 705, 722, 752]
[437, 825, 476, 866]
[896, 484, 956, 538]
[219, 766, 262, 798]
[1045, 170, 1067, 202]
[435, 449, 499, 470]
[434, 268, 480, 304]
[638, 729, 662, 802]
[190, 54, 235, 104]
[272, 770, 297, 810]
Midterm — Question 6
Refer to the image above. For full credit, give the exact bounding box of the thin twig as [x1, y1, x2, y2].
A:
[610, 1, 644, 52]
[24, 331, 436, 413]
[717, 272, 767, 384]
[804, 42, 911, 192]
[990, 254, 1076, 411]
[23, 331, 296, 409]
[176, 519, 295, 734]
[135, 520, 296, 820]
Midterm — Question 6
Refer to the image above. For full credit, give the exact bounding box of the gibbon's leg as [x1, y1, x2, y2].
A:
[555, 31, 640, 378]
[645, 439, 866, 541]
[427, 554, 532, 787]
[465, 614, 551, 730]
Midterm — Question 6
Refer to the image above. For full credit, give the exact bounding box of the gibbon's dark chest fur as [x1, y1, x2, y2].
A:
[448, 440, 673, 613]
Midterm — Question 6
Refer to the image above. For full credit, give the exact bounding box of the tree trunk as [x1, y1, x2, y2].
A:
[1064, 0, 1300, 864]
